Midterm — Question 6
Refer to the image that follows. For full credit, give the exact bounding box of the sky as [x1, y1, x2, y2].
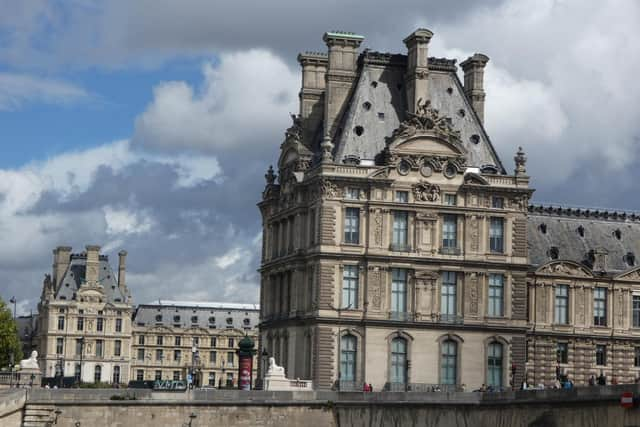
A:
[1, 0, 639, 315]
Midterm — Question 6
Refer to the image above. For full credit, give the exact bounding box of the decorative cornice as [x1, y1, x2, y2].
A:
[528, 204, 640, 222]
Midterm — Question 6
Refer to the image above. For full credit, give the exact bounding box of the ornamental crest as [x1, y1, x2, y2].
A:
[391, 98, 461, 142]
[412, 181, 440, 202]
[284, 113, 303, 143]
[319, 178, 339, 199]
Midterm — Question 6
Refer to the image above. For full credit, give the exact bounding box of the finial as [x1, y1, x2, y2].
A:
[265, 165, 276, 185]
[514, 146, 527, 176]
[320, 135, 334, 164]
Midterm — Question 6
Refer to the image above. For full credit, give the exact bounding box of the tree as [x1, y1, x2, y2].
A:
[0, 296, 22, 369]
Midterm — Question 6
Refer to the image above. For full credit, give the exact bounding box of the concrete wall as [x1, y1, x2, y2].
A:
[12, 385, 640, 427]
[0, 389, 26, 427]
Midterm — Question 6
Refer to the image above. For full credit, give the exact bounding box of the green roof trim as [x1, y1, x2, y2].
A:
[325, 31, 365, 40]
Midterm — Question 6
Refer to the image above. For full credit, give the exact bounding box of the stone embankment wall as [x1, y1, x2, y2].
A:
[0, 389, 26, 427]
[5, 385, 640, 427]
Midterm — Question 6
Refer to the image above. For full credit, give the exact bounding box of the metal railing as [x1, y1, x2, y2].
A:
[383, 382, 464, 392]
[438, 314, 464, 324]
[439, 246, 461, 255]
[389, 312, 413, 321]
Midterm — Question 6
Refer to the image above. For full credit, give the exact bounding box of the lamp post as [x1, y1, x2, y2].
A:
[9, 352, 14, 388]
[9, 296, 16, 320]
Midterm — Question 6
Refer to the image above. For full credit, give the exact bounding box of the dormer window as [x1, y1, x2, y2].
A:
[549, 247, 559, 260]
[577, 225, 585, 237]
[539, 224, 547, 234]
[345, 188, 360, 200]
[625, 252, 636, 267]
[191, 316, 198, 323]
[614, 229, 622, 240]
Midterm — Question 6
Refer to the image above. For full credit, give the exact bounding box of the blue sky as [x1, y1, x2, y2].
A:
[1, 0, 639, 314]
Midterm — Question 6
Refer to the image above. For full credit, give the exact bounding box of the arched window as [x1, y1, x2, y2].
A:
[94, 365, 102, 383]
[441, 340, 457, 385]
[113, 366, 121, 384]
[340, 335, 357, 382]
[390, 337, 407, 385]
[487, 342, 503, 388]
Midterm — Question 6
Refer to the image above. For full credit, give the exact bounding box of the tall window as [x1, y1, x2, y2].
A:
[227, 352, 234, 366]
[593, 287, 607, 326]
[555, 285, 569, 324]
[114, 340, 122, 357]
[344, 207, 360, 244]
[115, 318, 123, 332]
[113, 366, 120, 384]
[442, 215, 457, 249]
[94, 365, 102, 383]
[155, 370, 162, 381]
[309, 209, 316, 245]
[634, 296, 640, 327]
[157, 335, 163, 345]
[75, 339, 83, 356]
[74, 364, 81, 381]
[210, 337, 217, 347]
[488, 274, 504, 317]
[138, 335, 145, 345]
[208, 372, 216, 386]
[77, 317, 84, 331]
[228, 338, 234, 348]
[96, 317, 104, 332]
[596, 345, 607, 366]
[557, 342, 568, 364]
[392, 211, 408, 249]
[136, 370, 144, 381]
[390, 337, 407, 384]
[635, 348, 640, 367]
[56, 337, 64, 355]
[209, 351, 217, 364]
[57, 316, 65, 330]
[340, 335, 357, 382]
[441, 340, 457, 385]
[156, 349, 163, 361]
[137, 349, 145, 360]
[489, 218, 504, 253]
[175, 336, 181, 346]
[173, 371, 180, 381]
[487, 342, 503, 388]
[96, 340, 103, 358]
[174, 349, 181, 361]
[342, 265, 359, 309]
[391, 269, 407, 315]
[441, 272, 457, 319]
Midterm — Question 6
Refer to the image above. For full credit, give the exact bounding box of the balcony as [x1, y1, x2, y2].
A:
[439, 246, 461, 255]
[438, 314, 464, 324]
[389, 312, 413, 321]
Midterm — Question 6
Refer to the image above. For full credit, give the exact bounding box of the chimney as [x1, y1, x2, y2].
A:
[403, 28, 433, 114]
[85, 245, 101, 286]
[297, 52, 328, 144]
[322, 31, 364, 138]
[118, 250, 127, 290]
[460, 53, 490, 124]
[52, 246, 72, 290]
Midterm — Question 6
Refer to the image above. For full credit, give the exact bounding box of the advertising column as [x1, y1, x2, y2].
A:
[237, 335, 256, 390]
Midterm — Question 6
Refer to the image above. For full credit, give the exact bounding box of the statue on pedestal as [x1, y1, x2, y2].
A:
[19, 351, 39, 370]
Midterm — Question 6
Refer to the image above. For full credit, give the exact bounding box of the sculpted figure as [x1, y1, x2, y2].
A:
[267, 357, 285, 376]
[19, 351, 39, 370]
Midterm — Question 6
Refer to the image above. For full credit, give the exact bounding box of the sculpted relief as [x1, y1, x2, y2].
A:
[412, 181, 441, 202]
[537, 262, 591, 278]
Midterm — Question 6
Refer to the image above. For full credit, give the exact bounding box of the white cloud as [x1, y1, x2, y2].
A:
[132, 50, 298, 152]
[103, 206, 155, 235]
[0, 72, 88, 111]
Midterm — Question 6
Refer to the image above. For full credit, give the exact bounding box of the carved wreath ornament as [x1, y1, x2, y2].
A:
[412, 181, 441, 202]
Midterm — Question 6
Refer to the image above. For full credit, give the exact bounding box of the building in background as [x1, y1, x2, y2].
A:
[36, 246, 133, 384]
[258, 27, 640, 391]
[130, 300, 259, 387]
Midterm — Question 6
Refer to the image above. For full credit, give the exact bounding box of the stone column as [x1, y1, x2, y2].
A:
[460, 53, 490, 124]
[403, 28, 433, 114]
[85, 245, 101, 286]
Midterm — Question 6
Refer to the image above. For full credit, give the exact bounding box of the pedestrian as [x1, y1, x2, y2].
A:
[588, 375, 595, 386]
[520, 380, 528, 390]
[369, 383, 373, 392]
[597, 373, 606, 386]
[612, 376, 618, 385]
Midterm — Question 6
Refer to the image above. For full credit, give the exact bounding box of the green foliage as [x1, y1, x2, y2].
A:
[79, 381, 114, 389]
[0, 296, 22, 369]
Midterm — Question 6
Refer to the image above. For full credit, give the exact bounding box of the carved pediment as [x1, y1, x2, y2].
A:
[614, 267, 640, 282]
[536, 261, 593, 278]
[463, 172, 489, 186]
[391, 99, 461, 144]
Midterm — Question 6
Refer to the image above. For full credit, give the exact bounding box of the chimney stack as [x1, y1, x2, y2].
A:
[85, 245, 101, 286]
[322, 31, 364, 138]
[118, 250, 127, 290]
[297, 52, 328, 144]
[403, 28, 434, 114]
[52, 246, 72, 290]
[460, 53, 490, 124]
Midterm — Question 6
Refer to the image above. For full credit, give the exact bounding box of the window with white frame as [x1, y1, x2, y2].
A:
[593, 287, 607, 326]
[634, 295, 640, 327]
[442, 215, 457, 249]
[340, 335, 357, 382]
[391, 269, 407, 314]
[395, 191, 408, 203]
[489, 217, 504, 253]
[392, 211, 408, 249]
[342, 265, 359, 309]
[345, 188, 360, 200]
[441, 272, 457, 318]
[441, 340, 457, 385]
[344, 207, 360, 244]
[488, 274, 504, 317]
[390, 337, 407, 384]
[444, 194, 457, 206]
[555, 285, 569, 324]
[487, 342, 503, 388]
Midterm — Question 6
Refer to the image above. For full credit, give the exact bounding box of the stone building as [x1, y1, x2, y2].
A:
[36, 246, 133, 384]
[258, 28, 640, 390]
[130, 300, 259, 387]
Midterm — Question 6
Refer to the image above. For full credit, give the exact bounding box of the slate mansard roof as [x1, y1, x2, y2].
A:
[528, 205, 640, 274]
[133, 300, 260, 331]
[331, 53, 503, 172]
[55, 253, 128, 304]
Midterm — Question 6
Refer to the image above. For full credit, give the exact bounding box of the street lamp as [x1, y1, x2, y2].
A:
[78, 337, 85, 386]
[9, 352, 14, 388]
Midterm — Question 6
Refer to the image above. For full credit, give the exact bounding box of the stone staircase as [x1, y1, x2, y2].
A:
[22, 404, 56, 427]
